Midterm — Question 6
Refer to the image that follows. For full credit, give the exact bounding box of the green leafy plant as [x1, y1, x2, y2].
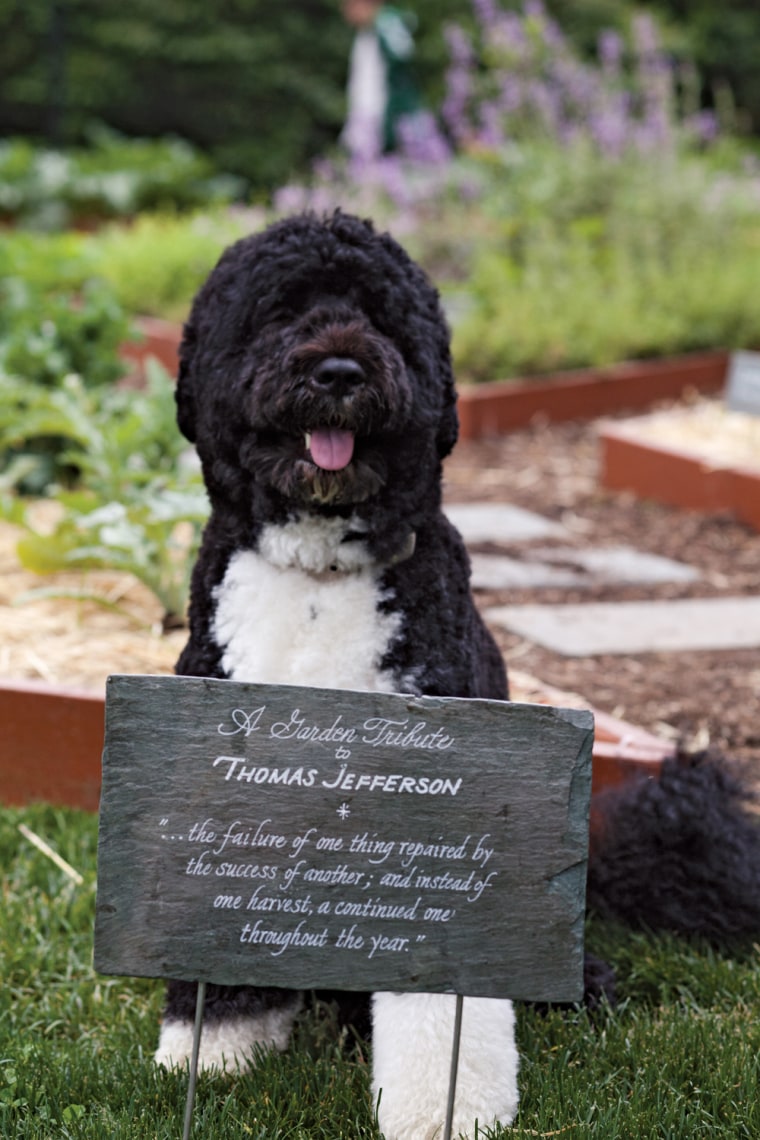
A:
[0, 130, 245, 229]
[0, 228, 98, 293]
[446, 145, 760, 381]
[0, 278, 131, 390]
[83, 209, 253, 320]
[0, 235, 208, 624]
[12, 487, 207, 629]
[0, 265, 135, 492]
[0, 211, 253, 324]
[1, 361, 208, 626]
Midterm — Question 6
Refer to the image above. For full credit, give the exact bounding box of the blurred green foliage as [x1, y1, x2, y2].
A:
[0, 130, 244, 228]
[0, 361, 208, 623]
[82, 210, 253, 320]
[9, 0, 758, 195]
[0, 0, 469, 194]
[639, 0, 760, 134]
[0, 266, 130, 492]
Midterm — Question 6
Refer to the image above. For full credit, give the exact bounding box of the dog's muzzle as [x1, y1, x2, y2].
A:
[303, 357, 366, 472]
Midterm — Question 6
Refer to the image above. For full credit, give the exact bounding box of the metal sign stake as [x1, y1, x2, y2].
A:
[182, 980, 207, 1140]
[443, 994, 464, 1140]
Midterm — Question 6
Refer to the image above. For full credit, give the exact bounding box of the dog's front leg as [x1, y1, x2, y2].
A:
[371, 992, 519, 1140]
[154, 982, 303, 1073]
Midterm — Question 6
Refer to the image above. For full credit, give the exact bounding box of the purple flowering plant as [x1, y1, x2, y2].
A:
[272, 2, 760, 381]
[441, 1, 717, 158]
[275, 1, 722, 225]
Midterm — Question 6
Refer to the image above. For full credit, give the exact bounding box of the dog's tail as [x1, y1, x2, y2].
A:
[587, 751, 760, 942]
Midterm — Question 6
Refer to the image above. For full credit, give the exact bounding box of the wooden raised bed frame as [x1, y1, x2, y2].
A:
[0, 676, 671, 815]
[601, 421, 760, 532]
[457, 350, 728, 439]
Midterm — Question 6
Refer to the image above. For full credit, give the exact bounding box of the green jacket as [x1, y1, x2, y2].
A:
[375, 6, 422, 150]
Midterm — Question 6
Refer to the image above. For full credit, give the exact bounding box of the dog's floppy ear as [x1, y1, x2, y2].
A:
[175, 320, 198, 443]
[436, 383, 459, 459]
[434, 340, 460, 460]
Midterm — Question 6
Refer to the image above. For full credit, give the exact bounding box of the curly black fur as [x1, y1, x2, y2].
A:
[587, 752, 760, 941]
[159, 210, 759, 1060]
[176, 211, 457, 538]
[160, 210, 507, 1047]
[173, 210, 502, 690]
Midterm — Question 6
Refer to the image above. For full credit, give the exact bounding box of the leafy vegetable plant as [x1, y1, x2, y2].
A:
[0, 268, 135, 493]
[0, 129, 245, 230]
[1, 361, 208, 627]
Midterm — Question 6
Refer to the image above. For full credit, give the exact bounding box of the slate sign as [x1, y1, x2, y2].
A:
[725, 350, 760, 415]
[94, 676, 593, 1003]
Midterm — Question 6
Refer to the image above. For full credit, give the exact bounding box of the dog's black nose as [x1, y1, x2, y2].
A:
[312, 356, 365, 395]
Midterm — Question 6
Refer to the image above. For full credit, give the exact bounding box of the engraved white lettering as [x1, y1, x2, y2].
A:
[217, 706, 266, 737]
[361, 717, 455, 751]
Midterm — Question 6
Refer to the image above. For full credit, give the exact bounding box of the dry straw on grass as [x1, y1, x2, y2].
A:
[0, 518, 185, 692]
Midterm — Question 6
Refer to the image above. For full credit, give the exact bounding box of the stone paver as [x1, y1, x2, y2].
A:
[448, 501, 733, 656]
[470, 554, 585, 591]
[485, 596, 760, 656]
[470, 546, 698, 591]
[444, 503, 566, 544]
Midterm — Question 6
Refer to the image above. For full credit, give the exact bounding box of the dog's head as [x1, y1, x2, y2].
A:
[176, 210, 458, 516]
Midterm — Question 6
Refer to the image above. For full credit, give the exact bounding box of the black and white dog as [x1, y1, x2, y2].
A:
[153, 209, 760, 1138]
[154, 210, 519, 1138]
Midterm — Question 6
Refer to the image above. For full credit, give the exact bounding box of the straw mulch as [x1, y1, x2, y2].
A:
[0, 517, 185, 693]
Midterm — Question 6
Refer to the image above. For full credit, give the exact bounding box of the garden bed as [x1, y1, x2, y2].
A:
[0, 507, 671, 814]
[6, 392, 757, 816]
[457, 351, 728, 439]
[600, 398, 760, 530]
[0, 672, 668, 814]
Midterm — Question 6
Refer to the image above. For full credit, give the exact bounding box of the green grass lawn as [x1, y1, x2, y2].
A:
[3, 804, 759, 1138]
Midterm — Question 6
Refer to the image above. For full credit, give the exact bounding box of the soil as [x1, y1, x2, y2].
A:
[1, 403, 758, 771]
[444, 410, 760, 771]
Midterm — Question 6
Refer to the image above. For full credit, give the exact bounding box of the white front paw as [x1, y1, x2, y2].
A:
[372, 993, 519, 1140]
[154, 1005, 299, 1074]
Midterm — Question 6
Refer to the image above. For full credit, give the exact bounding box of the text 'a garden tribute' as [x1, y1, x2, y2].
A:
[95, 676, 593, 1003]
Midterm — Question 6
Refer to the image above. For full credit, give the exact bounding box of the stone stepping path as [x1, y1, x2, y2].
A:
[445, 501, 755, 658]
[444, 501, 699, 593]
[485, 597, 760, 656]
[469, 546, 698, 591]
[444, 503, 566, 544]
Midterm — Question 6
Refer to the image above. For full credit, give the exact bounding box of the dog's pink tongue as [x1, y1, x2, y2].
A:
[309, 428, 355, 471]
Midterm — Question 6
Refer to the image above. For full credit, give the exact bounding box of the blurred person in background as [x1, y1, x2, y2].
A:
[341, 0, 422, 159]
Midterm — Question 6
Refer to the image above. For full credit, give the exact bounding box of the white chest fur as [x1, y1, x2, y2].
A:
[211, 516, 402, 693]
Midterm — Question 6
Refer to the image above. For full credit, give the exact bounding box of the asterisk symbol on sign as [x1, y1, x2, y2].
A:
[337, 802, 351, 819]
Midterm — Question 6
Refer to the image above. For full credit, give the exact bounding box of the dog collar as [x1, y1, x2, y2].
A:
[339, 527, 416, 571]
[386, 530, 417, 567]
